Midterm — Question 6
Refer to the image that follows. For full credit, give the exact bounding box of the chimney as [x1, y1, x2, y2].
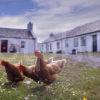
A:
[27, 22, 33, 33]
[50, 33, 54, 37]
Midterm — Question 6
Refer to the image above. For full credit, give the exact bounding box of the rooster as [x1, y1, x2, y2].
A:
[35, 51, 66, 85]
[19, 57, 53, 83]
[0, 60, 24, 83]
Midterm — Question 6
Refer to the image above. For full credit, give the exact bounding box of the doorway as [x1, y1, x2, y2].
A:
[92, 35, 97, 52]
[1, 40, 8, 53]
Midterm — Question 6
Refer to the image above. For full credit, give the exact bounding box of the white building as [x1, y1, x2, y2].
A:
[0, 22, 37, 54]
[39, 19, 100, 54]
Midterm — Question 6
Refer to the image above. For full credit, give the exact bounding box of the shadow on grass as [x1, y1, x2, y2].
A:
[1, 82, 19, 89]
[32, 85, 46, 93]
[30, 85, 55, 99]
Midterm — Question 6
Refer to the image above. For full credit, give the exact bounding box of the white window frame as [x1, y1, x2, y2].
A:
[49, 43, 52, 51]
[74, 37, 78, 47]
[81, 36, 86, 46]
[65, 39, 68, 47]
[21, 41, 25, 48]
[57, 42, 60, 49]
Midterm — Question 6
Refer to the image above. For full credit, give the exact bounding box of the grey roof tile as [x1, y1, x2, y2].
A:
[0, 27, 36, 39]
[66, 19, 100, 37]
[43, 19, 100, 43]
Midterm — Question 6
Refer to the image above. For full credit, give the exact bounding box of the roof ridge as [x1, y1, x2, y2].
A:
[0, 27, 27, 30]
[71, 19, 100, 31]
[42, 19, 100, 43]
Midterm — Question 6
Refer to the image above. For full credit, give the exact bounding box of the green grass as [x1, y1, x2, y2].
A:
[0, 53, 100, 100]
[78, 52, 100, 57]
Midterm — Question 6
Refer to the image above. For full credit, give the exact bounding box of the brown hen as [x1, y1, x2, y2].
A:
[0, 60, 24, 83]
[19, 64, 40, 83]
[35, 51, 66, 85]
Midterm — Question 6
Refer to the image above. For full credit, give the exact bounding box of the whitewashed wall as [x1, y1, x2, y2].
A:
[53, 41, 58, 53]
[24, 39, 35, 54]
[62, 38, 74, 54]
[0, 38, 35, 54]
[97, 32, 100, 51]
[39, 32, 100, 54]
[63, 35, 92, 54]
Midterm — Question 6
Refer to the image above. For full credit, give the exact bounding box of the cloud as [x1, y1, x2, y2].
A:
[0, 0, 100, 42]
[30, 0, 100, 42]
[0, 16, 27, 28]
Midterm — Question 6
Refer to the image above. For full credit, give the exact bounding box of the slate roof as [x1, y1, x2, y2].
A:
[43, 19, 100, 43]
[0, 27, 36, 39]
[43, 32, 66, 43]
[65, 19, 100, 37]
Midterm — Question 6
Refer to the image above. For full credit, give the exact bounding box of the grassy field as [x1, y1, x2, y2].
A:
[78, 52, 100, 57]
[0, 53, 100, 100]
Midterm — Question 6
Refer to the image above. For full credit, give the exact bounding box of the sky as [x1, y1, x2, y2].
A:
[0, 0, 100, 42]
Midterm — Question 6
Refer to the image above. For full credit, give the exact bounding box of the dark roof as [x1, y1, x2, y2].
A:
[65, 19, 100, 37]
[43, 32, 66, 43]
[43, 19, 100, 43]
[0, 27, 36, 39]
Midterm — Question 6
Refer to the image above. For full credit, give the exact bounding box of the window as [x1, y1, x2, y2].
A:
[81, 36, 86, 46]
[74, 38, 78, 47]
[50, 43, 52, 50]
[21, 41, 25, 48]
[9, 44, 17, 53]
[46, 43, 49, 51]
[65, 39, 68, 47]
[57, 42, 60, 49]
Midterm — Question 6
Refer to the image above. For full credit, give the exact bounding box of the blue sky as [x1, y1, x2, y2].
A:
[0, 0, 100, 42]
[0, 0, 36, 16]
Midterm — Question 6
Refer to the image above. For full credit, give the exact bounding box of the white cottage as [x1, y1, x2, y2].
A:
[39, 19, 100, 54]
[0, 22, 37, 54]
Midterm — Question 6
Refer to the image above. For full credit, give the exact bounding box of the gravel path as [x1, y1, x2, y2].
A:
[67, 54, 100, 68]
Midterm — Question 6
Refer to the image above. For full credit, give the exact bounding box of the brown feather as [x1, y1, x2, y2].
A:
[35, 51, 66, 85]
[0, 60, 24, 83]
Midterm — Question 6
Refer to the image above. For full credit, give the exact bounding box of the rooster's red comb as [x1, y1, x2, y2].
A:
[35, 50, 41, 54]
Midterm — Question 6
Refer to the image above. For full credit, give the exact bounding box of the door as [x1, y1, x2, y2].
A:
[1, 40, 8, 53]
[92, 35, 97, 52]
